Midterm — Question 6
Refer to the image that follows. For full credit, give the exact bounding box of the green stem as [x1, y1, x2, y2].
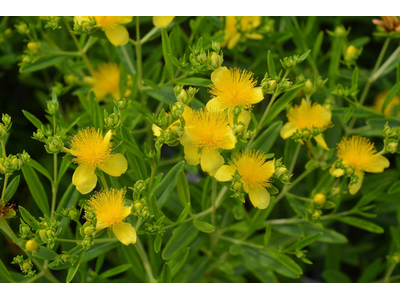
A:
[135, 238, 156, 282]
[140, 27, 159, 44]
[383, 263, 397, 283]
[289, 143, 301, 175]
[135, 17, 144, 102]
[99, 172, 109, 189]
[267, 210, 353, 225]
[56, 238, 117, 243]
[217, 235, 264, 249]
[247, 93, 279, 149]
[50, 153, 58, 219]
[1, 173, 9, 202]
[274, 167, 316, 203]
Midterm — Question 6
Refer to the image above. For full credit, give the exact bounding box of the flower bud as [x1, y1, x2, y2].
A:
[22, 262, 31, 271]
[312, 210, 321, 219]
[210, 52, 221, 69]
[313, 193, 326, 206]
[64, 74, 76, 85]
[387, 142, 398, 153]
[345, 167, 354, 176]
[178, 89, 188, 103]
[84, 226, 95, 236]
[16, 23, 29, 35]
[234, 124, 245, 134]
[25, 239, 39, 252]
[233, 182, 242, 191]
[27, 42, 40, 52]
[304, 79, 313, 94]
[46, 100, 59, 115]
[302, 129, 311, 139]
[83, 76, 95, 86]
[2, 114, 11, 128]
[275, 167, 287, 177]
[133, 202, 144, 212]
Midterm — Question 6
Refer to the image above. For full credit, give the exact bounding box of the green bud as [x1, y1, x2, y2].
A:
[0, 124, 6, 140]
[46, 136, 64, 154]
[2, 114, 11, 129]
[345, 167, 354, 176]
[233, 182, 242, 191]
[15, 23, 29, 35]
[386, 141, 398, 153]
[104, 112, 122, 130]
[46, 100, 59, 115]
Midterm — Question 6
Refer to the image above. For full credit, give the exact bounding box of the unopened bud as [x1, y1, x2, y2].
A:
[345, 167, 354, 176]
[27, 42, 40, 52]
[313, 193, 326, 206]
[233, 182, 242, 191]
[304, 79, 313, 93]
[25, 239, 39, 252]
[387, 142, 398, 153]
[133, 202, 144, 212]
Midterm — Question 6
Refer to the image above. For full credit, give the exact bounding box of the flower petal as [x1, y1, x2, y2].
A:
[105, 25, 129, 46]
[152, 124, 162, 137]
[121, 206, 132, 220]
[116, 17, 133, 24]
[100, 153, 128, 177]
[200, 149, 224, 176]
[349, 170, 364, 195]
[248, 187, 271, 209]
[180, 130, 195, 147]
[330, 164, 344, 177]
[153, 16, 175, 28]
[103, 130, 113, 145]
[184, 147, 201, 166]
[211, 66, 230, 85]
[206, 98, 224, 112]
[227, 33, 241, 50]
[219, 128, 237, 150]
[238, 110, 252, 127]
[280, 122, 297, 139]
[96, 221, 108, 231]
[247, 87, 264, 104]
[112, 222, 137, 246]
[214, 165, 236, 182]
[314, 134, 329, 150]
[363, 155, 390, 173]
[72, 165, 97, 194]
[245, 32, 264, 40]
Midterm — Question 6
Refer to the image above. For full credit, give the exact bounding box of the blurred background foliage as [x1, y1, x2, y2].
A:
[1, 16, 400, 283]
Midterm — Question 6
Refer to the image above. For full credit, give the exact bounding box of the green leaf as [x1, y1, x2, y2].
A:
[162, 221, 199, 260]
[90, 91, 103, 129]
[119, 245, 145, 281]
[177, 170, 190, 207]
[22, 110, 43, 129]
[3, 175, 20, 202]
[250, 121, 282, 152]
[176, 203, 191, 223]
[322, 270, 351, 283]
[83, 242, 119, 262]
[0, 258, 15, 283]
[154, 235, 162, 253]
[66, 249, 86, 283]
[285, 233, 322, 252]
[57, 159, 71, 184]
[241, 246, 302, 278]
[99, 264, 131, 279]
[357, 258, 384, 283]
[28, 159, 52, 183]
[355, 181, 391, 208]
[352, 68, 359, 90]
[19, 206, 41, 230]
[168, 247, 190, 277]
[312, 31, 324, 61]
[338, 217, 384, 234]
[264, 222, 272, 247]
[298, 49, 311, 63]
[244, 202, 274, 240]
[267, 50, 276, 79]
[145, 86, 175, 105]
[21, 164, 50, 216]
[161, 29, 174, 80]
[143, 79, 160, 91]
[153, 161, 185, 207]
[116, 45, 136, 75]
[382, 82, 400, 113]
[159, 263, 172, 283]
[20, 55, 66, 73]
[193, 219, 215, 233]
[389, 180, 400, 194]
[262, 84, 304, 126]
[175, 77, 212, 87]
[33, 246, 59, 260]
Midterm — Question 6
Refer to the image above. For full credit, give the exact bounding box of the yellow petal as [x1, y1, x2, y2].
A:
[103, 130, 113, 145]
[112, 222, 137, 246]
[152, 124, 162, 137]
[314, 134, 329, 150]
[206, 98, 224, 112]
[245, 32, 264, 40]
[72, 165, 97, 194]
[214, 165, 236, 182]
[100, 153, 128, 177]
[116, 17, 133, 24]
[247, 87, 264, 104]
[121, 206, 132, 220]
[180, 130, 195, 147]
[349, 170, 364, 195]
[153, 16, 175, 28]
[219, 128, 237, 150]
[96, 221, 108, 231]
[200, 149, 225, 176]
[280, 122, 297, 139]
[248, 187, 271, 209]
[363, 155, 390, 173]
[184, 147, 201, 166]
[211, 66, 230, 85]
[238, 110, 252, 127]
[330, 164, 344, 177]
[228, 33, 241, 50]
[105, 25, 129, 46]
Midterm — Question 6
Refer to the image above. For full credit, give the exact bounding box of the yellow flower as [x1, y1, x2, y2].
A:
[74, 16, 132, 46]
[280, 99, 332, 150]
[153, 16, 175, 28]
[330, 136, 390, 195]
[373, 90, 400, 116]
[215, 150, 275, 209]
[87, 189, 136, 245]
[90, 63, 121, 101]
[208, 67, 264, 113]
[69, 128, 128, 194]
[222, 16, 263, 50]
[180, 109, 237, 176]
